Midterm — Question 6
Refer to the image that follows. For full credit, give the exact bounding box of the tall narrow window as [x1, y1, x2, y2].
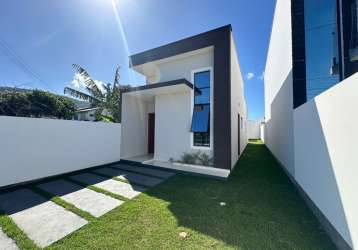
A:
[304, 0, 341, 101]
[191, 70, 210, 147]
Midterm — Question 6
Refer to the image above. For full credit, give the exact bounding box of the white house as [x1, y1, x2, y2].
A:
[74, 107, 97, 121]
[265, 0, 358, 249]
[120, 25, 247, 177]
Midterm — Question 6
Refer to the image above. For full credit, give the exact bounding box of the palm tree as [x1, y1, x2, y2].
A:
[64, 64, 130, 122]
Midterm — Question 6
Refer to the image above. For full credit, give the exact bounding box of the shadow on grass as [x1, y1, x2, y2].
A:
[143, 142, 336, 249]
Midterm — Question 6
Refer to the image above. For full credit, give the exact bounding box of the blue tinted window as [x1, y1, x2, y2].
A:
[194, 71, 210, 88]
[191, 105, 210, 132]
[195, 88, 210, 104]
[192, 70, 211, 146]
[304, 0, 341, 101]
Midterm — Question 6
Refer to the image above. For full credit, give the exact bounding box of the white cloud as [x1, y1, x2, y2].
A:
[70, 73, 105, 94]
[71, 73, 86, 89]
[94, 80, 106, 93]
[246, 72, 255, 80]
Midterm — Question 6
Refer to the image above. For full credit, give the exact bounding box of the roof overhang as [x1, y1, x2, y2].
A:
[131, 47, 214, 77]
[129, 25, 231, 68]
[122, 79, 194, 101]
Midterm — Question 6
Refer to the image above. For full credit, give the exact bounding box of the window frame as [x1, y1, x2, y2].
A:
[190, 67, 213, 149]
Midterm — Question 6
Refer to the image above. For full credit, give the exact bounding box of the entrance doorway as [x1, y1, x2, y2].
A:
[148, 113, 155, 154]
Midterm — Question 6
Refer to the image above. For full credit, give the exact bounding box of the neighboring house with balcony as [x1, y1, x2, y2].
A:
[265, 0, 358, 249]
[120, 25, 248, 177]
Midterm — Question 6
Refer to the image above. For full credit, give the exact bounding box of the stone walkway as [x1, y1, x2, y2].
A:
[0, 163, 175, 248]
[0, 228, 18, 250]
[93, 167, 164, 187]
[37, 179, 123, 218]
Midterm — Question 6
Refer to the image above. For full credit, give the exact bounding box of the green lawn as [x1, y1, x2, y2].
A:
[2, 141, 336, 249]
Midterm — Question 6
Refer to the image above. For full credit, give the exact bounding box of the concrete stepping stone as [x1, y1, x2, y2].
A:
[0, 189, 87, 248]
[0, 228, 19, 250]
[112, 164, 175, 179]
[93, 168, 163, 187]
[68, 173, 145, 199]
[37, 179, 123, 218]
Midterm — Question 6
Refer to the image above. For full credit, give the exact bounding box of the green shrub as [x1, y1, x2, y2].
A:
[177, 151, 213, 166]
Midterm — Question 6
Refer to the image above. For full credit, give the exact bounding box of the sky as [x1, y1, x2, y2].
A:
[0, 0, 276, 120]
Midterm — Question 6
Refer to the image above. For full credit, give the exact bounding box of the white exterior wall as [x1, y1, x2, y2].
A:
[230, 34, 248, 168]
[120, 95, 150, 158]
[247, 120, 261, 139]
[0, 116, 121, 188]
[154, 92, 207, 161]
[260, 123, 265, 143]
[264, 0, 295, 175]
[154, 49, 214, 161]
[156, 49, 214, 83]
[294, 74, 358, 248]
[76, 110, 96, 121]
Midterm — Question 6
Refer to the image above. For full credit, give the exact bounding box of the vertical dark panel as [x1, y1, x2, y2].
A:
[291, 0, 307, 108]
[341, 0, 358, 77]
[336, 0, 344, 81]
[213, 27, 232, 170]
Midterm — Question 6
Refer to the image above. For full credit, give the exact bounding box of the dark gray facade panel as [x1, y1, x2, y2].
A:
[130, 25, 231, 67]
[122, 79, 193, 93]
[213, 29, 232, 170]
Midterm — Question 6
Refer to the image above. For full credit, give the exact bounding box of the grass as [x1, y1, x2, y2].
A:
[2, 141, 336, 249]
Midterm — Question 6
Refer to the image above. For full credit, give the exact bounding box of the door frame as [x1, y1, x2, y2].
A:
[147, 113, 155, 154]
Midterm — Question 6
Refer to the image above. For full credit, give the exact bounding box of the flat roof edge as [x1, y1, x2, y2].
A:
[130, 25, 232, 67]
[122, 79, 194, 94]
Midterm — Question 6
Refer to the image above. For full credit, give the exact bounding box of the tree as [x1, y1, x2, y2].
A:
[64, 65, 130, 123]
[0, 90, 75, 119]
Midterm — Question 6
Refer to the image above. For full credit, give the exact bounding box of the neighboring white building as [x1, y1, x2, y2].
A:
[120, 25, 248, 176]
[265, 1, 358, 249]
[74, 107, 97, 121]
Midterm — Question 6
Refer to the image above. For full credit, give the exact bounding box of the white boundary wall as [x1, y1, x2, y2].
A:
[294, 74, 358, 248]
[0, 116, 121, 188]
[265, 0, 358, 248]
[247, 120, 261, 139]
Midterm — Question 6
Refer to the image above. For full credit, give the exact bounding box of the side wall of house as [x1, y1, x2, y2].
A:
[230, 34, 248, 168]
[264, 0, 295, 175]
[120, 95, 149, 158]
[0, 117, 121, 188]
[294, 74, 358, 249]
